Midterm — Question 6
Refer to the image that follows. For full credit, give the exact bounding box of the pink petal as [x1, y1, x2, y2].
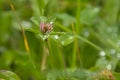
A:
[40, 22, 44, 31]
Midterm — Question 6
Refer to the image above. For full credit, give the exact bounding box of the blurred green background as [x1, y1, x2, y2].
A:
[0, 0, 120, 80]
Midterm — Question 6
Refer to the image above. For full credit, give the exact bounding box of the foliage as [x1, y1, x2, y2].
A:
[0, 70, 20, 80]
[0, 0, 120, 80]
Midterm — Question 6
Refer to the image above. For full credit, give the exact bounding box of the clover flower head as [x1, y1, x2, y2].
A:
[40, 22, 53, 34]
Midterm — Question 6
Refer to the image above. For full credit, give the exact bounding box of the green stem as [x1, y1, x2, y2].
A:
[90, 28, 120, 53]
[76, 0, 81, 34]
[37, 0, 44, 16]
[46, 38, 55, 68]
[77, 35, 102, 51]
[76, 35, 113, 60]
[55, 22, 72, 32]
[72, 41, 77, 68]
[53, 38, 66, 69]
[41, 42, 49, 71]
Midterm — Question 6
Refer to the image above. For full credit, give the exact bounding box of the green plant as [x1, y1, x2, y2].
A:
[0, 0, 120, 80]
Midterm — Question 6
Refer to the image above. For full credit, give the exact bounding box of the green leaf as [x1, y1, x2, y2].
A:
[55, 13, 76, 26]
[30, 16, 56, 27]
[39, 16, 47, 22]
[30, 16, 56, 35]
[46, 69, 90, 80]
[30, 17, 40, 26]
[38, 34, 49, 41]
[25, 27, 40, 34]
[103, 0, 119, 24]
[30, 16, 47, 26]
[58, 33, 74, 46]
[80, 7, 99, 25]
[69, 70, 88, 80]
[47, 16, 56, 23]
[0, 70, 21, 80]
[113, 72, 120, 80]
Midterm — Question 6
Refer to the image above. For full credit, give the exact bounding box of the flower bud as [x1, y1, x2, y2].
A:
[40, 22, 53, 34]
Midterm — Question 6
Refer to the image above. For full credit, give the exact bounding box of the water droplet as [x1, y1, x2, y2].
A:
[69, 36, 73, 40]
[50, 22, 53, 24]
[99, 51, 106, 57]
[84, 31, 89, 37]
[106, 64, 112, 70]
[54, 35, 59, 39]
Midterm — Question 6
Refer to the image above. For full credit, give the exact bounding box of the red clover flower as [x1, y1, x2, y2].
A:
[40, 22, 53, 34]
